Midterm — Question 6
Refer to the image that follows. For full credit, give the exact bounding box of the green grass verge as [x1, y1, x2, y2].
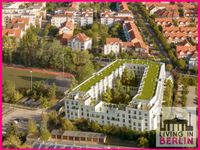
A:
[3, 66, 56, 89]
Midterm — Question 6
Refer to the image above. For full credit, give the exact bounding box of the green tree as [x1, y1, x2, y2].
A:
[27, 119, 37, 134]
[3, 36, 17, 64]
[60, 118, 75, 130]
[89, 121, 102, 132]
[178, 8, 184, 17]
[40, 114, 50, 141]
[47, 83, 57, 99]
[166, 64, 173, 72]
[137, 137, 149, 147]
[30, 81, 46, 99]
[4, 135, 21, 148]
[177, 59, 186, 70]
[3, 80, 22, 103]
[69, 77, 78, 91]
[102, 88, 112, 103]
[39, 96, 50, 108]
[19, 25, 40, 66]
[158, 25, 163, 32]
[77, 61, 95, 82]
[48, 25, 59, 37]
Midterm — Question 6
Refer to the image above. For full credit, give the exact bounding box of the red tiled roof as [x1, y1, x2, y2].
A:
[11, 18, 29, 25]
[71, 33, 91, 42]
[106, 38, 121, 44]
[3, 28, 22, 38]
[61, 19, 74, 30]
[119, 2, 129, 11]
[124, 21, 148, 50]
[176, 45, 197, 58]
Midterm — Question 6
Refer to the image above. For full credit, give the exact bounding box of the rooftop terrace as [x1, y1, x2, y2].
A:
[74, 59, 160, 100]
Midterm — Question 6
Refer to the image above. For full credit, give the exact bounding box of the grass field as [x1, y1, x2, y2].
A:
[3, 66, 56, 89]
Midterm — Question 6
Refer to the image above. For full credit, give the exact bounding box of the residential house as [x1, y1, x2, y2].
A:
[67, 33, 92, 51]
[123, 21, 149, 53]
[103, 38, 122, 55]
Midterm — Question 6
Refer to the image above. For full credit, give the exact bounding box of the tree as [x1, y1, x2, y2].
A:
[39, 96, 50, 108]
[158, 25, 163, 32]
[178, 8, 184, 17]
[3, 36, 17, 64]
[137, 137, 149, 147]
[3, 135, 21, 148]
[60, 118, 75, 130]
[177, 59, 186, 70]
[166, 64, 173, 72]
[102, 88, 112, 103]
[3, 80, 22, 103]
[27, 119, 37, 134]
[19, 25, 40, 66]
[121, 68, 136, 85]
[47, 111, 60, 130]
[4, 123, 23, 148]
[48, 25, 59, 37]
[69, 77, 78, 91]
[30, 81, 46, 99]
[40, 114, 50, 141]
[89, 121, 102, 132]
[77, 61, 95, 82]
[47, 83, 57, 99]
[172, 19, 178, 27]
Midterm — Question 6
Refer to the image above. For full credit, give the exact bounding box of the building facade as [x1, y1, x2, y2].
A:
[67, 33, 92, 51]
[64, 59, 166, 131]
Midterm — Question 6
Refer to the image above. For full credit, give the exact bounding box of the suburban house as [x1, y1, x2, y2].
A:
[67, 33, 92, 51]
[59, 19, 74, 35]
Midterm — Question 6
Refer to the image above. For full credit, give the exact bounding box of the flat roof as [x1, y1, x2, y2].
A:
[74, 59, 160, 100]
[51, 130, 106, 139]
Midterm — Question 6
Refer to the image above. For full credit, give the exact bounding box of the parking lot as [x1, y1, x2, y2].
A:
[2, 106, 44, 131]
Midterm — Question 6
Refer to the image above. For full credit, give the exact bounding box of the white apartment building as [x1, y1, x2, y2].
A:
[64, 59, 166, 131]
[67, 33, 92, 51]
[51, 14, 69, 28]
[2, 2, 45, 28]
[51, 10, 93, 28]
[100, 10, 133, 27]
[103, 38, 122, 55]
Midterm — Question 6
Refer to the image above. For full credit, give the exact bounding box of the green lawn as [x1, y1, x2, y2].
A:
[3, 67, 56, 89]
[75, 59, 160, 100]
